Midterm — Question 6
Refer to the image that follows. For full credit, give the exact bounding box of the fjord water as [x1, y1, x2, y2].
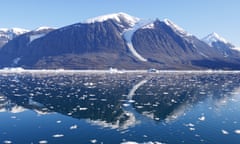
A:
[0, 72, 240, 144]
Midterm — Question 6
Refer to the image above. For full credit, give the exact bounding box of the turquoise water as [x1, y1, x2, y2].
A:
[0, 72, 240, 144]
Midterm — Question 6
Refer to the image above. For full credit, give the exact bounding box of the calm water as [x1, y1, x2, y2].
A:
[0, 72, 240, 144]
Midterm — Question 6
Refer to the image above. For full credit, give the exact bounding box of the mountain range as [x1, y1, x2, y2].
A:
[0, 12, 240, 70]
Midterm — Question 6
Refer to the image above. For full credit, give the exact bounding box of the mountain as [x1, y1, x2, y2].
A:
[0, 27, 55, 67]
[202, 32, 239, 57]
[0, 28, 29, 48]
[0, 12, 240, 70]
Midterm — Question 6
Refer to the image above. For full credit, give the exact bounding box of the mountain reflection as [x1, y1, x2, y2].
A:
[0, 72, 239, 129]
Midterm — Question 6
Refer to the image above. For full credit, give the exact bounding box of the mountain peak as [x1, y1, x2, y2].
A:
[0, 28, 29, 35]
[163, 19, 191, 37]
[202, 32, 229, 46]
[85, 12, 140, 27]
[34, 26, 54, 32]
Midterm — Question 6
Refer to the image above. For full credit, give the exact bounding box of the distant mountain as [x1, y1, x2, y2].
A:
[0, 28, 29, 48]
[202, 32, 238, 57]
[0, 12, 240, 70]
[0, 27, 55, 67]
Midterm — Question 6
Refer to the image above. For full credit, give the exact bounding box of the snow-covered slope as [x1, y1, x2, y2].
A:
[0, 28, 29, 39]
[123, 20, 153, 62]
[202, 32, 240, 56]
[202, 32, 230, 47]
[163, 19, 192, 37]
[85, 12, 140, 27]
[34, 26, 53, 32]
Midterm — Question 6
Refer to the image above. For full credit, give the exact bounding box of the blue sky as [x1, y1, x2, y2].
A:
[1, 0, 239, 46]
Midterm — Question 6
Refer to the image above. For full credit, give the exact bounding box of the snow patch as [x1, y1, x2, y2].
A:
[29, 34, 46, 43]
[13, 57, 21, 65]
[231, 47, 240, 52]
[141, 22, 155, 29]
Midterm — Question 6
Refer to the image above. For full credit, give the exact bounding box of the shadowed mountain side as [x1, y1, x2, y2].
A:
[0, 13, 240, 69]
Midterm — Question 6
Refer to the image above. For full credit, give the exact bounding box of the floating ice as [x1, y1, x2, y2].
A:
[52, 134, 64, 138]
[11, 116, 17, 119]
[221, 130, 229, 135]
[189, 127, 196, 131]
[56, 120, 62, 123]
[39, 140, 48, 144]
[123, 103, 130, 107]
[3, 140, 12, 144]
[234, 130, 240, 134]
[198, 116, 205, 121]
[79, 107, 88, 111]
[70, 125, 78, 130]
[90, 139, 97, 143]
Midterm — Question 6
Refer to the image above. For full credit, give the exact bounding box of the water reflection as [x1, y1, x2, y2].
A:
[0, 72, 240, 143]
[1, 73, 239, 124]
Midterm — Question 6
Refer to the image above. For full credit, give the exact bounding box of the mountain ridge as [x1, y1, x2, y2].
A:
[0, 12, 240, 70]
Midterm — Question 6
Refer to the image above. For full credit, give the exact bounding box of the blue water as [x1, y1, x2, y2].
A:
[0, 72, 240, 144]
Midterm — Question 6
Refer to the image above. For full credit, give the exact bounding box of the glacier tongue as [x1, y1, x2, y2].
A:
[123, 20, 153, 62]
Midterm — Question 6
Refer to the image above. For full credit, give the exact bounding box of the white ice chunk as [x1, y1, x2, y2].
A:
[70, 125, 78, 130]
[234, 129, 240, 134]
[39, 140, 48, 144]
[90, 139, 97, 143]
[3, 140, 12, 144]
[52, 134, 64, 138]
[198, 116, 205, 121]
[221, 130, 229, 135]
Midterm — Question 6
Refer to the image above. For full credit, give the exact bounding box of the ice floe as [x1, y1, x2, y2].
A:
[52, 134, 64, 138]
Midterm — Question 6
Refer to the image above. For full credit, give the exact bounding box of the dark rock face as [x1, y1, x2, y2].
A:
[0, 36, 8, 48]
[0, 15, 240, 70]
[132, 20, 240, 69]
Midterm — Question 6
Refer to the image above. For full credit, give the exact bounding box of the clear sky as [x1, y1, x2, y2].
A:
[1, 0, 239, 46]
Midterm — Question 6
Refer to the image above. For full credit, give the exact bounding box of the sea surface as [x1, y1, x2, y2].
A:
[0, 71, 240, 144]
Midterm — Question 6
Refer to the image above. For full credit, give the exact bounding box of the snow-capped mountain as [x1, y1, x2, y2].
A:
[0, 12, 240, 70]
[85, 12, 140, 27]
[202, 32, 238, 57]
[202, 32, 233, 47]
[0, 28, 29, 48]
